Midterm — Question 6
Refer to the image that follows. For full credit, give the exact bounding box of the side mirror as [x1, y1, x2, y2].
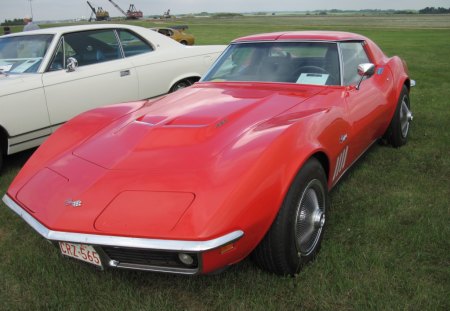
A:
[356, 63, 375, 90]
[66, 57, 78, 72]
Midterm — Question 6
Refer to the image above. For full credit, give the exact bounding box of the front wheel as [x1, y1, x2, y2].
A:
[385, 85, 413, 147]
[252, 158, 329, 276]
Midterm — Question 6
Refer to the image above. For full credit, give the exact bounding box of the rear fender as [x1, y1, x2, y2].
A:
[388, 56, 411, 100]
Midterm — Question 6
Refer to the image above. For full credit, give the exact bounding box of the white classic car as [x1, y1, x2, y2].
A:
[0, 24, 225, 170]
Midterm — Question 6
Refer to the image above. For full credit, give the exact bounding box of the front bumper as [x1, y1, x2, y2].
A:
[2, 194, 244, 274]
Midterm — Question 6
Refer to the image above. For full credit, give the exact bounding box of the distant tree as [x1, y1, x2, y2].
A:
[419, 7, 450, 14]
[1, 18, 24, 26]
[212, 13, 244, 18]
[394, 10, 416, 14]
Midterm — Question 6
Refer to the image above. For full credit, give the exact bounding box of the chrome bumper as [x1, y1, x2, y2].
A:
[2, 194, 243, 274]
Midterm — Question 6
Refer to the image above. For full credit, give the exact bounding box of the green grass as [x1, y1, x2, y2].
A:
[1, 15, 449, 310]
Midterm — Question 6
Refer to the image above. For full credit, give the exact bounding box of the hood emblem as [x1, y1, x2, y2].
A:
[65, 199, 82, 207]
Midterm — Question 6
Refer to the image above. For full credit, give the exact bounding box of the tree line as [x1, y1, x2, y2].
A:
[1, 18, 24, 26]
[419, 7, 450, 14]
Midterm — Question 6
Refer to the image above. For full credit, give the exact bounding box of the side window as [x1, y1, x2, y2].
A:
[117, 29, 153, 57]
[63, 29, 121, 67]
[48, 39, 64, 71]
[340, 42, 370, 86]
[158, 29, 170, 37]
[48, 38, 77, 71]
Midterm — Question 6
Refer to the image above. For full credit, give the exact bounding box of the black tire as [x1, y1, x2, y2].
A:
[385, 85, 412, 148]
[169, 79, 192, 93]
[0, 146, 3, 173]
[252, 158, 329, 276]
[180, 40, 188, 45]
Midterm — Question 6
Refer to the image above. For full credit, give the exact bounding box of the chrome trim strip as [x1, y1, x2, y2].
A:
[2, 194, 244, 252]
[9, 133, 50, 147]
[337, 42, 344, 86]
[8, 122, 64, 139]
[110, 262, 199, 275]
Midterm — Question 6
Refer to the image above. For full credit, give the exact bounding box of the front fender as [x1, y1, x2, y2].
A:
[173, 109, 331, 260]
[8, 101, 145, 193]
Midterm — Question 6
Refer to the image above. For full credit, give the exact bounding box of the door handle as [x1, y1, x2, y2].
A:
[120, 70, 130, 77]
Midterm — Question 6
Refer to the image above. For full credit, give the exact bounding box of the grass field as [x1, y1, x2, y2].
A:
[1, 15, 449, 310]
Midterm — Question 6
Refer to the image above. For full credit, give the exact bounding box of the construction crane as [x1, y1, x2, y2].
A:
[108, 0, 143, 19]
[87, 1, 109, 21]
[162, 9, 171, 19]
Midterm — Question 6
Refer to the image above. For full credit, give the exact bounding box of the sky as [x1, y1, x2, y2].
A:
[1, 0, 449, 22]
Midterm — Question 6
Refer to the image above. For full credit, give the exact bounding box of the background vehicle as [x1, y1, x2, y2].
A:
[0, 24, 225, 170]
[3, 31, 413, 276]
[151, 26, 195, 45]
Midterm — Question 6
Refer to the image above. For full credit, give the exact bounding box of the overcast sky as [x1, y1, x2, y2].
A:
[1, 0, 449, 21]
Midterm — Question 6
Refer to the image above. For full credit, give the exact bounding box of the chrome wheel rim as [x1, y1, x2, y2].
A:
[294, 179, 326, 256]
[400, 95, 413, 138]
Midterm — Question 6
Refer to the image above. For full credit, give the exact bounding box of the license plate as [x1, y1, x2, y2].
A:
[59, 242, 102, 267]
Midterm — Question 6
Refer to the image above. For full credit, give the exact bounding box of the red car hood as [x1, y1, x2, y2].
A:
[13, 83, 323, 238]
[73, 83, 322, 171]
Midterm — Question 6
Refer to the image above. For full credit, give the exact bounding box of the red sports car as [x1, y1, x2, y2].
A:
[3, 31, 414, 276]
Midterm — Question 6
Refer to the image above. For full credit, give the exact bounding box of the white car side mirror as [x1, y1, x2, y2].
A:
[66, 57, 78, 72]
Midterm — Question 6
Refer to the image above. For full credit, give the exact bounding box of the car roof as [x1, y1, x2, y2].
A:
[233, 31, 367, 43]
[3, 24, 145, 36]
[1, 23, 182, 49]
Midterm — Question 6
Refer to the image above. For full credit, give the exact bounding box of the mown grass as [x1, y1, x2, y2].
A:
[1, 15, 449, 310]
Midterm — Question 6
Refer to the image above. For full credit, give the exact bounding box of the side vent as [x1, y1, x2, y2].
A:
[332, 145, 348, 181]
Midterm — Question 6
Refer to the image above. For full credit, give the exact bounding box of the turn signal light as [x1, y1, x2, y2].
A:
[220, 243, 235, 254]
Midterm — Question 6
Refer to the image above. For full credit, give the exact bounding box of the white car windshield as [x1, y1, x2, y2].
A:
[0, 34, 54, 74]
[203, 41, 341, 86]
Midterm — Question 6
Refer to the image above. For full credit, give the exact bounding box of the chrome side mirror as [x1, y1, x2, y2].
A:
[66, 57, 78, 72]
[356, 63, 375, 90]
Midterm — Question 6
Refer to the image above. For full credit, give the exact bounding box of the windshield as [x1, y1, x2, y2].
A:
[203, 41, 341, 86]
[0, 34, 54, 74]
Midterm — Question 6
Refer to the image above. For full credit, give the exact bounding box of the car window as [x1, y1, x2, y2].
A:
[340, 42, 370, 86]
[0, 34, 53, 74]
[59, 29, 121, 67]
[117, 29, 153, 57]
[157, 29, 171, 37]
[48, 38, 77, 71]
[203, 42, 341, 86]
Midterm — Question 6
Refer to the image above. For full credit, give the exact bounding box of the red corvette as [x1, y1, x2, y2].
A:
[3, 31, 414, 276]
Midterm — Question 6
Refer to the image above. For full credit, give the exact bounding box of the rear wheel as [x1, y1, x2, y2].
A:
[169, 79, 193, 93]
[252, 158, 329, 276]
[179, 40, 188, 45]
[385, 85, 412, 147]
